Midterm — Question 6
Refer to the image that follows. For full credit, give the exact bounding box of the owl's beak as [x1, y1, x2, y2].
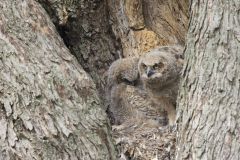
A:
[146, 67, 154, 77]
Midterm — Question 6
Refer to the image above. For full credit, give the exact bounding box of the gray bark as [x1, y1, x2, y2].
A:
[0, 0, 116, 159]
[176, 0, 240, 160]
[37, 0, 120, 99]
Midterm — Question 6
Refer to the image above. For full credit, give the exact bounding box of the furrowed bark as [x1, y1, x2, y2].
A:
[37, 0, 121, 98]
[0, 0, 116, 159]
[176, 0, 240, 159]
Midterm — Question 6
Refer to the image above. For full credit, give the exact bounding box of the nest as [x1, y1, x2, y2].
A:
[112, 121, 176, 160]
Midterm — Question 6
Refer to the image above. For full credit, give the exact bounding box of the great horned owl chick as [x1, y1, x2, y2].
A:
[107, 57, 167, 126]
[107, 57, 140, 91]
[138, 45, 184, 125]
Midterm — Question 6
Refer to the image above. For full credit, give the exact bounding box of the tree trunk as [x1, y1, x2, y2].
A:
[176, 0, 240, 159]
[0, 0, 116, 159]
[108, 0, 189, 57]
[37, 0, 120, 102]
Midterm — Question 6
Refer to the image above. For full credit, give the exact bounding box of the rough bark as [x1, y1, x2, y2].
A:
[142, 0, 188, 45]
[37, 0, 121, 99]
[0, 0, 116, 159]
[176, 0, 240, 159]
[108, 0, 189, 57]
[37, 0, 189, 102]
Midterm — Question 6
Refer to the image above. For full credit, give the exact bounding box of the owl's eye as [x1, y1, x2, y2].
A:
[142, 63, 147, 69]
[153, 62, 164, 70]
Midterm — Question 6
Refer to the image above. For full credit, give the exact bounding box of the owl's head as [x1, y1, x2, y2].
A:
[138, 46, 184, 90]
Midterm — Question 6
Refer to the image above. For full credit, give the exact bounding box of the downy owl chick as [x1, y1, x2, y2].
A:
[107, 57, 139, 124]
[107, 57, 140, 90]
[107, 57, 167, 126]
[138, 45, 184, 125]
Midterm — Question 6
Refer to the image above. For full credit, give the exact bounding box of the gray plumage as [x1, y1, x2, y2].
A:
[109, 83, 167, 125]
[107, 45, 183, 126]
[107, 57, 139, 91]
[138, 45, 184, 125]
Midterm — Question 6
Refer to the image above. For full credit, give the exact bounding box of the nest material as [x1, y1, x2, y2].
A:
[112, 121, 176, 160]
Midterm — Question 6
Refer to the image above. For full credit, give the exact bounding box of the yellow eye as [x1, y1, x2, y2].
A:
[142, 63, 147, 69]
[153, 62, 164, 70]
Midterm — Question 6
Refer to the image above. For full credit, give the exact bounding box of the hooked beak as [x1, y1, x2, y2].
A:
[146, 67, 154, 77]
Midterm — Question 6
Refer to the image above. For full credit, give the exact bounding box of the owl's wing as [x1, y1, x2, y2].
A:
[108, 83, 132, 125]
[107, 57, 140, 124]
